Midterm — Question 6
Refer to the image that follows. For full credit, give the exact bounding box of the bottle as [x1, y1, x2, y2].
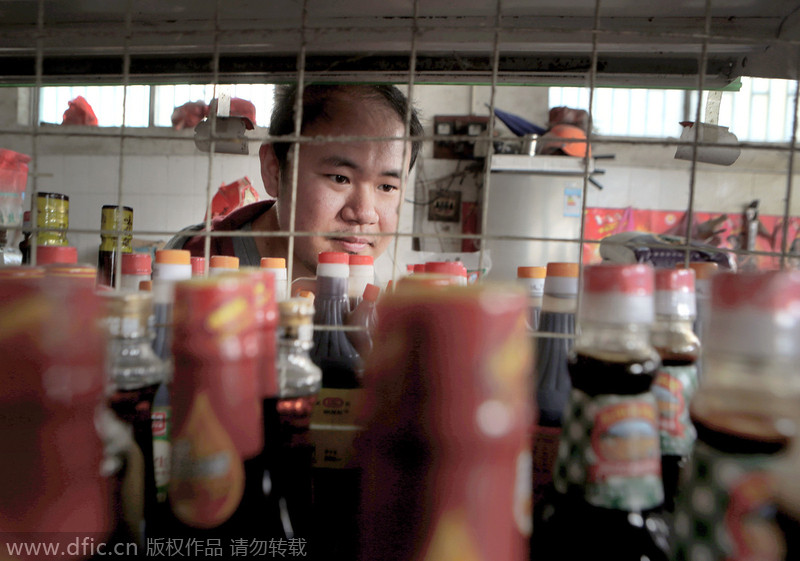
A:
[190, 255, 205, 277]
[35, 191, 69, 247]
[120, 253, 152, 291]
[517, 265, 546, 331]
[677, 261, 718, 381]
[345, 283, 380, 357]
[672, 270, 800, 561]
[209, 254, 239, 275]
[425, 260, 468, 285]
[96, 205, 133, 289]
[531, 262, 579, 521]
[650, 267, 700, 513]
[165, 273, 265, 538]
[18, 210, 31, 264]
[35, 244, 78, 265]
[347, 254, 375, 310]
[100, 290, 168, 543]
[149, 249, 192, 524]
[268, 297, 322, 540]
[536, 263, 670, 561]
[308, 251, 363, 560]
[261, 257, 288, 302]
[358, 283, 534, 561]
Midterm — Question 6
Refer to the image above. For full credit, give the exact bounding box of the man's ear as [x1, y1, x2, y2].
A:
[260, 143, 281, 199]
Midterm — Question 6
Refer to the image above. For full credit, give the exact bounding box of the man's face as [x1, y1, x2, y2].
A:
[276, 95, 410, 275]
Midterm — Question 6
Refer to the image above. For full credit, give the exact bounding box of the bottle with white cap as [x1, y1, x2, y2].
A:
[209, 255, 239, 275]
[517, 265, 546, 331]
[536, 263, 669, 561]
[650, 267, 700, 513]
[261, 257, 288, 302]
[673, 270, 800, 561]
[120, 253, 152, 291]
[347, 254, 374, 311]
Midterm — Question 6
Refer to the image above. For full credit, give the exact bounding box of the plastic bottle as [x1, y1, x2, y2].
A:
[517, 265, 546, 330]
[347, 254, 375, 310]
[261, 257, 288, 302]
[672, 270, 800, 561]
[35, 191, 69, 247]
[96, 205, 133, 289]
[536, 263, 670, 561]
[209, 254, 239, 275]
[120, 253, 152, 291]
[345, 283, 380, 357]
[650, 267, 700, 513]
[425, 261, 468, 285]
[358, 283, 534, 561]
[531, 262, 579, 521]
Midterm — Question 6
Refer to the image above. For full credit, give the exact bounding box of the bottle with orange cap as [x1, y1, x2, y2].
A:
[535, 263, 669, 561]
[517, 265, 546, 331]
[209, 254, 240, 275]
[261, 257, 289, 302]
[531, 262, 579, 523]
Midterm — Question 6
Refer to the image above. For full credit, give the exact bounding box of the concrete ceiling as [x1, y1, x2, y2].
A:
[1, 0, 799, 87]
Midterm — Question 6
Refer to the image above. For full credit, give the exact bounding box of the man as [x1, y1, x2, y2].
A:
[170, 84, 423, 281]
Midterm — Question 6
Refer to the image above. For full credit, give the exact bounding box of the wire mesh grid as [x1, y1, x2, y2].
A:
[2, 0, 799, 326]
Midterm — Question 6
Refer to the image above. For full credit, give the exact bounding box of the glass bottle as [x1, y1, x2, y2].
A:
[345, 283, 380, 358]
[358, 283, 534, 561]
[96, 205, 133, 289]
[531, 262, 579, 522]
[35, 191, 70, 247]
[650, 268, 700, 513]
[517, 265, 546, 331]
[308, 251, 363, 560]
[100, 290, 168, 543]
[672, 270, 800, 561]
[536, 263, 670, 561]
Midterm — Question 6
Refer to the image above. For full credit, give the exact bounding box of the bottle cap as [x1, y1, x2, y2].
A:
[707, 270, 800, 359]
[191, 256, 206, 276]
[35, 245, 77, 265]
[349, 255, 374, 266]
[655, 268, 696, 318]
[155, 249, 191, 265]
[318, 251, 349, 265]
[121, 252, 152, 275]
[677, 261, 719, 280]
[261, 257, 286, 269]
[362, 283, 381, 302]
[210, 255, 239, 270]
[413, 264, 426, 274]
[517, 266, 546, 279]
[580, 263, 654, 324]
[425, 261, 463, 277]
[546, 262, 579, 278]
[544, 262, 580, 297]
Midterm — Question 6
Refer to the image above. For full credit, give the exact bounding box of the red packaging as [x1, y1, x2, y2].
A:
[0, 277, 110, 558]
[169, 274, 263, 528]
[61, 96, 98, 126]
[247, 268, 279, 398]
[358, 284, 534, 561]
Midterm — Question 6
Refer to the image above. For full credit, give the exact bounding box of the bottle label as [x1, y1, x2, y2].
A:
[151, 405, 171, 503]
[168, 391, 245, 528]
[653, 364, 698, 457]
[673, 440, 784, 561]
[554, 389, 663, 511]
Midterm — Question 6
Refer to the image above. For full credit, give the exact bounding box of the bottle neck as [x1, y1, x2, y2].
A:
[575, 321, 654, 358]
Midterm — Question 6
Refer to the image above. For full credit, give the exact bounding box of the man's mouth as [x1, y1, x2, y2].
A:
[331, 237, 373, 253]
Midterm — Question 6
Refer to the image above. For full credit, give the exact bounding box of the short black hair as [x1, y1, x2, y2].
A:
[269, 84, 423, 171]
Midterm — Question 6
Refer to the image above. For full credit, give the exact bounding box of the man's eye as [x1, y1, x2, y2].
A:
[329, 175, 349, 184]
[378, 184, 399, 193]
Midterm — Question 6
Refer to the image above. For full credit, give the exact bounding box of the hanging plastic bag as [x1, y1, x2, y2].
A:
[204, 177, 260, 221]
[61, 96, 98, 126]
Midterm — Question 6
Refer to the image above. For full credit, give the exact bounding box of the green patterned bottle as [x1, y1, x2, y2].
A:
[536, 263, 669, 561]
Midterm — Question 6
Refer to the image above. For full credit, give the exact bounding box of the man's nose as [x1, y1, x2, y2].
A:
[341, 185, 379, 225]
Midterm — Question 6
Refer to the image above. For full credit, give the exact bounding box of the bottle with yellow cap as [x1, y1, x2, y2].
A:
[517, 265, 546, 331]
[96, 205, 133, 289]
[261, 257, 288, 302]
[531, 262, 579, 525]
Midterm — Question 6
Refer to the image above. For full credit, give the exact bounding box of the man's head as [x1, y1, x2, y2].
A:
[259, 84, 423, 277]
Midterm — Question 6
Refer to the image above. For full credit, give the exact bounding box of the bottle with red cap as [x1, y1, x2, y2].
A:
[120, 253, 152, 291]
[536, 263, 669, 561]
[425, 260, 468, 285]
[35, 244, 78, 265]
[517, 265, 546, 331]
[672, 270, 800, 561]
[190, 256, 206, 277]
[347, 254, 375, 310]
[531, 262, 579, 524]
[650, 267, 700, 513]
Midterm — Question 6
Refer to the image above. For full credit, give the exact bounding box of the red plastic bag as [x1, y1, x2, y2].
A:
[205, 177, 260, 221]
[171, 101, 209, 131]
[61, 96, 98, 126]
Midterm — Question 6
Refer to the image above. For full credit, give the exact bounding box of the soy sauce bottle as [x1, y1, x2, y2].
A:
[536, 263, 670, 561]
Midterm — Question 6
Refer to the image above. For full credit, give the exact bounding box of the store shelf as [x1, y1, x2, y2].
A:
[490, 154, 595, 175]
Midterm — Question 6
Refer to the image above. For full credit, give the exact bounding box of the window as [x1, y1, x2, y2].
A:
[38, 84, 275, 128]
[549, 77, 799, 142]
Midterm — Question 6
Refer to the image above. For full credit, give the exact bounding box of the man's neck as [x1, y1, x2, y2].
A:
[251, 204, 315, 281]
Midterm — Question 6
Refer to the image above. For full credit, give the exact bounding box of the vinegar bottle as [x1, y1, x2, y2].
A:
[536, 263, 670, 561]
[96, 205, 133, 289]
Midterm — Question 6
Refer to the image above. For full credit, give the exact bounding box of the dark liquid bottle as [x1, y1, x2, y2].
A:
[96, 205, 133, 289]
[309, 251, 363, 561]
[536, 264, 670, 561]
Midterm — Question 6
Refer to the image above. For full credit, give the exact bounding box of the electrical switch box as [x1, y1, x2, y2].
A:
[433, 115, 490, 160]
[427, 190, 462, 222]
